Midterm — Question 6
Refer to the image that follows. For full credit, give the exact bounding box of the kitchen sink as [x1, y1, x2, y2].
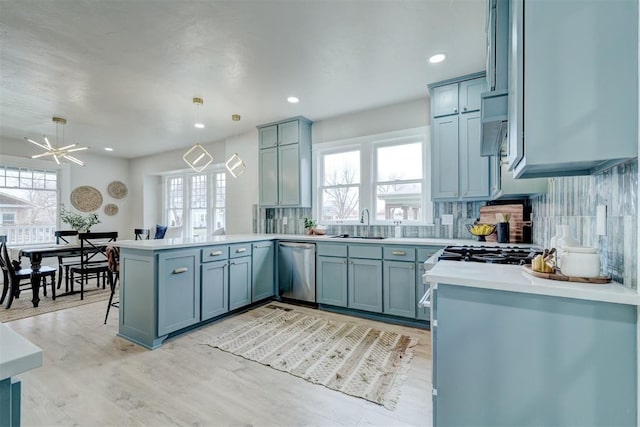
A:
[330, 234, 386, 240]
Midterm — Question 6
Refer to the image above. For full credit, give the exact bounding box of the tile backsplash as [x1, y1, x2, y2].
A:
[531, 159, 638, 288]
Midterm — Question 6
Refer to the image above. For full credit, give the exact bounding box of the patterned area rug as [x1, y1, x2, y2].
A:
[207, 304, 418, 409]
[0, 284, 111, 323]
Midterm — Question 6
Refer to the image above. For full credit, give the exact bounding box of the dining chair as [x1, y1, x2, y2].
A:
[153, 225, 168, 239]
[0, 242, 57, 308]
[54, 230, 81, 292]
[69, 232, 118, 300]
[134, 228, 150, 240]
[104, 245, 120, 324]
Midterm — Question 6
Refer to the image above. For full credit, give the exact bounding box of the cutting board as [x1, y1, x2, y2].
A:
[479, 204, 525, 243]
[522, 265, 612, 284]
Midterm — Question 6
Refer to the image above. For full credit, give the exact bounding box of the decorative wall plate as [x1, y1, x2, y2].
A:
[107, 181, 128, 199]
[104, 203, 119, 216]
[70, 186, 103, 212]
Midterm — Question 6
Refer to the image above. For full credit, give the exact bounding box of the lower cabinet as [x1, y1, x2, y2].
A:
[201, 259, 228, 320]
[317, 255, 348, 307]
[157, 249, 200, 336]
[229, 256, 251, 310]
[252, 242, 275, 301]
[383, 261, 416, 318]
[348, 258, 383, 313]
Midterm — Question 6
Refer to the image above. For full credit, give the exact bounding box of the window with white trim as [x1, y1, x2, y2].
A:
[163, 167, 226, 238]
[314, 127, 431, 225]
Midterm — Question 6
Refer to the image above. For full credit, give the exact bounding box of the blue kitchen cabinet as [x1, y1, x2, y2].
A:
[257, 117, 312, 207]
[383, 261, 415, 318]
[157, 249, 200, 336]
[229, 244, 252, 310]
[431, 83, 458, 118]
[432, 283, 637, 426]
[507, 0, 637, 178]
[348, 258, 383, 313]
[201, 259, 228, 320]
[252, 241, 275, 301]
[317, 255, 348, 307]
[430, 74, 490, 201]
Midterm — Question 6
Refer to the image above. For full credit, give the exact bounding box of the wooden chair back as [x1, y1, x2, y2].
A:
[55, 230, 79, 244]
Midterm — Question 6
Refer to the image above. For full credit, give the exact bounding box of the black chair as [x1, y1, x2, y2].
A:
[0, 242, 57, 308]
[54, 230, 81, 292]
[104, 245, 120, 324]
[134, 228, 150, 240]
[69, 232, 118, 300]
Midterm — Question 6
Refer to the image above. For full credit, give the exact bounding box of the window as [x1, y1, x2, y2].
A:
[0, 158, 63, 245]
[163, 168, 226, 238]
[314, 127, 431, 225]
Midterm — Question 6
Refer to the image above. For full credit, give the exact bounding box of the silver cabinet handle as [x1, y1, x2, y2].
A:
[392, 251, 406, 256]
[236, 248, 247, 253]
[463, 106, 467, 111]
[210, 251, 223, 256]
[172, 267, 188, 274]
[409, 264, 414, 270]
[342, 259, 347, 264]
[453, 107, 458, 113]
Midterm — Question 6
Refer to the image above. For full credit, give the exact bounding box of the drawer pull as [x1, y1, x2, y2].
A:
[236, 248, 247, 253]
[210, 251, 223, 256]
[172, 267, 188, 274]
[392, 251, 406, 256]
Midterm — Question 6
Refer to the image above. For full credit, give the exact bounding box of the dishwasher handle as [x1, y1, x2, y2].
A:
[279, 242, 316, 250]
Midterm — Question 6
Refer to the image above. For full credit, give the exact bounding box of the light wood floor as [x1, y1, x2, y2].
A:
[7, 300, 433, 426]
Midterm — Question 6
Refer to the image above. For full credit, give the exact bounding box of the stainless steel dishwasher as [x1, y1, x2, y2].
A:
[278, 242, 316, 302]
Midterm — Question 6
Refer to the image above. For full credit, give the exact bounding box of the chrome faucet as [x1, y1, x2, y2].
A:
[360, 208, 370, 236]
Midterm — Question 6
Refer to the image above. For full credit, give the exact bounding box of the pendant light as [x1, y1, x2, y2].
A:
[183, 97, 213, 172]
[25, 117, 88, 166]
[225, 114, 246, 178]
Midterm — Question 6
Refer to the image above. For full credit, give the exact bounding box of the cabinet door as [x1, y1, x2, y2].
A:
[278, 144, 300, 206]
[383, 261, 416, 318]
[259, 147, 278, 206]
[459, 78, 486, 113]
[157, 250, 200, 336]
[201, 259, 228, 320]
[259, 125, 278, 149]
[431, 83, 459, 117]
[506, 0, 524, 171]
[348, 258, 382, 313]
[431, 115, 460, 200]
[278, 120, 299, 146]
[252, 242, 275, 302]
[229, 256, 251, 310]
[317, 255, 348, 307]
[459, 111, 490, 199]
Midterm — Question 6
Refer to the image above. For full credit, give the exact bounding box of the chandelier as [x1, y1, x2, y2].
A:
[183, 97, 213, 172]
[25, 117, 88, 166]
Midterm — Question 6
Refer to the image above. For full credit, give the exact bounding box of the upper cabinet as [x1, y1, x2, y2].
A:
[507, 0, 638, 178]
[257, 117, 312, 207]
[429, 74, 491, 201]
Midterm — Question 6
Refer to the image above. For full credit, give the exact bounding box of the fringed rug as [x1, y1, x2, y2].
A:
[207, 304, 418, 409]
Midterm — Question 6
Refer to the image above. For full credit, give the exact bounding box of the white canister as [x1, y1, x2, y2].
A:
[559, 246, 601, 278]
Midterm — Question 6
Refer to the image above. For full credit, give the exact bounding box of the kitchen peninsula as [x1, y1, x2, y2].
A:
[424, 261, 639, 426]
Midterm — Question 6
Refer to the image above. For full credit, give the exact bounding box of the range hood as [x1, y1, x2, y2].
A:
[480, 90, 508, 156]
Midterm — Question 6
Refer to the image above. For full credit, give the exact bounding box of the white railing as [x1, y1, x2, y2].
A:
[1, 225, 57, 245]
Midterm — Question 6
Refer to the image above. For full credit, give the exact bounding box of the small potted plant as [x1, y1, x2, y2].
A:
[60, 205, 101, 233]
[304, 218, 316, 235]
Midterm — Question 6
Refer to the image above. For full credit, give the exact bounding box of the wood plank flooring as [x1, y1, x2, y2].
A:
[6, 301, 432, 426]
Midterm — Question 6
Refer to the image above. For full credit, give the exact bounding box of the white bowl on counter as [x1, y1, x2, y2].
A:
[559, 246, 601, 278]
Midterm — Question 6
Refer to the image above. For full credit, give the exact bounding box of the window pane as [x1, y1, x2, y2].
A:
[190, 175, 207, 209]
[375, 183, 422, 221]
[167, 209, 183, 227]
[167, 177, 183, 209]
[323, 151, 360, 185]
[321, 187, 359, 221]
[191, 209, 207, 238]
[377, 143, 422, 181]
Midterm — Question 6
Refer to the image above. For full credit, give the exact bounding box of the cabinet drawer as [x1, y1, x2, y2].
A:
[417, 247, 440, 262]
[229, 243, 251, 258]
[349, 245, 382, 259]
[201, 245, 229, 263]
[384, 246, 416, 262]
[317, 243, 348, 258]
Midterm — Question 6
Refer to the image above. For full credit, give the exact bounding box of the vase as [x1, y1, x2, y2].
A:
[496, 222, 510, 243]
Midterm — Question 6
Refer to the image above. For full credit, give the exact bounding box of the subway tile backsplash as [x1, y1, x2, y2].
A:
[255, 159, 637, 288]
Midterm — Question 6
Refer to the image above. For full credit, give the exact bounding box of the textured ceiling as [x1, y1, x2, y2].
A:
[0, 0, 486, 159]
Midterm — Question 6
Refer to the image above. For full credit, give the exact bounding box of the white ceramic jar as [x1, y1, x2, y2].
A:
[559, 246, 601, 278]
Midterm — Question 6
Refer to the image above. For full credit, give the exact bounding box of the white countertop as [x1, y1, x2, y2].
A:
[0, 323, 43, 380]
[424, 260, 640, 306]
[115, 233, 533, 251]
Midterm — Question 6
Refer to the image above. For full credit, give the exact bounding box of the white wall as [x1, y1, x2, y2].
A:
[224, 129, 259, 234]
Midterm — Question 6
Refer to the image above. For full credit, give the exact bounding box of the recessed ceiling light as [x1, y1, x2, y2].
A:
[429, 53, 447, 64]
[194, 123, 205, 129]
[287, 96, 299, 104]
[104, 147, 114, 152]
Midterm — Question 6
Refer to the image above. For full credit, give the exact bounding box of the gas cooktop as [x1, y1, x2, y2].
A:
[438, 245, 543, 265]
